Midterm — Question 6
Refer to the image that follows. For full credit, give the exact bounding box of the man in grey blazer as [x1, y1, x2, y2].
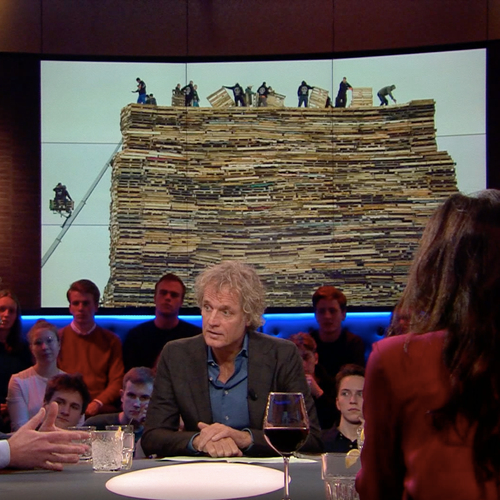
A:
[142, 261, 323, 457]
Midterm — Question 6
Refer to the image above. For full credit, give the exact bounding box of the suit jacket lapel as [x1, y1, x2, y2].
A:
[187, 336, 213, 424]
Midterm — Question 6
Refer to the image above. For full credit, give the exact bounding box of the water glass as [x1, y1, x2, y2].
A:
[67, 425, 95, 461]
[106, 424, 134, 470]
[91, 430, 124, 472]
[321, 453, 361, 500]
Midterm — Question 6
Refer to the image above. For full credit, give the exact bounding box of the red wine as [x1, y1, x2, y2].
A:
[264, 427, 309, 455]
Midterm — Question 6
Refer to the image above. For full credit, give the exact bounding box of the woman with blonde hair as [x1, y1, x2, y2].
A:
[7, 320, 64, 431]
[357, 190, 500, 499]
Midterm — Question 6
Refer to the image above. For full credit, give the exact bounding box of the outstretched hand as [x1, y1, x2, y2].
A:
[8, 402, 89, 471]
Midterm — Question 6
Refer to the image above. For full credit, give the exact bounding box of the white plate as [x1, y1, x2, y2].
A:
[106, 462, 285, 500]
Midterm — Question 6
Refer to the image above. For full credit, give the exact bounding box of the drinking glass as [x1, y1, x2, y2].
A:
[263, 392, 310, 500]
[67, 425, 95, 461]
[106, 424, 134, 470]
[91, 430, 123, 472]
[321, 453, 361, 500]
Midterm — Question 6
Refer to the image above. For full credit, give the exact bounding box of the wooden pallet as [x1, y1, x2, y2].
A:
[267, 92, 286, 107]
[171, 94, 184, 107]
[309, 87, 330, 108]
[351, 87, 373, 107]
[207, 87, 234, 108]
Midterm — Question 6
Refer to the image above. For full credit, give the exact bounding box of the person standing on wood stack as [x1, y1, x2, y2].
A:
[297, 80, 315, 107]
[132, 78, 147, 104]
[377, 84, 397, 106]
[335, 77, 352, 108]
[224, 83, 246, 106]
[181, 81, 195, 106]
[245, 85, 255, 106]
[257, 82, 269, 107]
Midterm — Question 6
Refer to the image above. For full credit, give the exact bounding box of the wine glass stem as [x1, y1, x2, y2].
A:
[283, 455, 291, 500]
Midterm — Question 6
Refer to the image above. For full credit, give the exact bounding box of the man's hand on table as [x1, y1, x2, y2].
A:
[192, 422, 253, 457]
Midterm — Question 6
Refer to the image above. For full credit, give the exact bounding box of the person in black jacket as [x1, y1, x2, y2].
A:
[181, 81, 195, 106]
[297, 80, 314, 107]
[257, 82, 269, 107]
[224, 83, 246, 106]
[335, 77, 352, 107]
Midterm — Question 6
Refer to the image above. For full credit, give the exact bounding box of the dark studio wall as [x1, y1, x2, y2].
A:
[0, 0, 498, 308]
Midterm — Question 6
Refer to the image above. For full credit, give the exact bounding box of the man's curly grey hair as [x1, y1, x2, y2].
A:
[195, 261, 266, 331]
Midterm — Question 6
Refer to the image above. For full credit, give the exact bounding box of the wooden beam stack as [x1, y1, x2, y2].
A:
[104, 101, 457, 307]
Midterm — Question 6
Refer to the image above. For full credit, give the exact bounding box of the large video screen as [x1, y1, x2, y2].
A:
[41, 48, 486, 307]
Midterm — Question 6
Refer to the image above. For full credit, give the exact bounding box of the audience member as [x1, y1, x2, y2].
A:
[310, 285, 365, 379]
[322, 364, 364, 452]
[357, 190, 500, 499]
[289, 332, 337, 429]
[0, 401, 88, 470]
[142, 261, 322, 458]
[0, 290, 32, 432]
[58, 279, 124, 416]
[123, 273, 201, 372]
[85, 367, 154, 448]
[7, 320, 65, 431]
[43, 374, 91, 429]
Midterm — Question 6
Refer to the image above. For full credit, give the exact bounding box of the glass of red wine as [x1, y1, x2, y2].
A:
[263, 392, 310, 500]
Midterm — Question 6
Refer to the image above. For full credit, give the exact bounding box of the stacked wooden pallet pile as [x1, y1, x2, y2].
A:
[104, 100, 457, 307]
[351, 87, 373, 107]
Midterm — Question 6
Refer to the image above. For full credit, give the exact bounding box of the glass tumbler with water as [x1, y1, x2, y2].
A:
[67, 425, 96, 461]
[91, 429, 124, 472]
[321, 453, 361, 500]
[106, 424, 134, 470]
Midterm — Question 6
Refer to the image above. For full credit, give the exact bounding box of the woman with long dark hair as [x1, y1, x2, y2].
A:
[0, 290, 32, 431]
[357, 190, 500, 499]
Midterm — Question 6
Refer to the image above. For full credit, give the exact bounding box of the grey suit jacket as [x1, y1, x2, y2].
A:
[142, 331, 323, 457]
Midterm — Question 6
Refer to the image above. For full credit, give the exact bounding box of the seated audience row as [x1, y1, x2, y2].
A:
[1, 265, 367, 457]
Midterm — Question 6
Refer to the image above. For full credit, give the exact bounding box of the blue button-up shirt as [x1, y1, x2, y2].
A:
[207, 334, 250, 429]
